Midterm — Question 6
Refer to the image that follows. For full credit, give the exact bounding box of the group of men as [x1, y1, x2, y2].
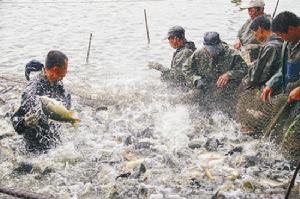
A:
[10, 0, 300, 155]
[149, 1, 300, 121]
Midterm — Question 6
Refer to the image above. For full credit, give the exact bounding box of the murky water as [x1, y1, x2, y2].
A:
[1, 0, 300, 198]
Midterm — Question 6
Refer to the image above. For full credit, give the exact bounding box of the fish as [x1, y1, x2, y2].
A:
[246, 109, 264, 119]
[39, 96, 80, 127]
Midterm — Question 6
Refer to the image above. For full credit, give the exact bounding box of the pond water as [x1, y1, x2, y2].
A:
[1, 0, 300, 198]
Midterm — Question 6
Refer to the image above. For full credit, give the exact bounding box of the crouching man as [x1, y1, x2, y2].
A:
[183, 32, 247, 116]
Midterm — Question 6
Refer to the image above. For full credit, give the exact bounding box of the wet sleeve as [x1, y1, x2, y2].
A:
[182, 51, 202, 87]
[11, 81, 47, 134]
[249, 45, 279, 87]
[162, 49, 193, 81]
[265, 67, 283, 90]
[226, 53, 247, 80]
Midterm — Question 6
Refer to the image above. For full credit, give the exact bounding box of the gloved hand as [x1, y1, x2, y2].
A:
[24, 110, 40, 127]
[195, 79, 206, 90]
[147, 61, 164, 71]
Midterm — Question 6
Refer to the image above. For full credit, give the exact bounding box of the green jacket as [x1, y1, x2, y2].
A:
[161, 41, 196, 83]
[266, 40, 300, 92]
[182, 43, 247, 89]
[246, 35, 283, 88]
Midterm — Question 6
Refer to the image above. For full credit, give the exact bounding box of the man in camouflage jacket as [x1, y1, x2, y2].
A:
[148, 26, 196, 87]
[183, 32, 247, 115]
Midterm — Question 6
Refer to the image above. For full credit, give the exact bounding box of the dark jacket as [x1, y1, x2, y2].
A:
[11, 73, 71, 152]
[245, 35, 283, 88]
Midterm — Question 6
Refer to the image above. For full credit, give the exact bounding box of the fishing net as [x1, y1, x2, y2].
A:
[281, 113, 300, 161]
[236, 89, 288, 135]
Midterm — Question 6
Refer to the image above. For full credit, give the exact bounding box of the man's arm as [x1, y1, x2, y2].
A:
[11, 81, 47, 134]
[226, 52, 247, 80]
[182, 51, 202, 87]
[164, 49, 194, 81]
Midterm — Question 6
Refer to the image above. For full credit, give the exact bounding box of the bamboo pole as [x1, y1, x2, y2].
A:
[0, 186, 52, 199]
[86, 33, 92, 64]
[285, 160, 300, 199]
[272, 0, 280, 19]
[144, 9, 150, 45]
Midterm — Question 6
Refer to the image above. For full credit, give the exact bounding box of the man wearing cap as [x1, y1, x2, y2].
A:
[183, 32, 246, 115]
[241, 15, 283, 90]
[148, 26, 196, 86]
[234, 0, 269, 61]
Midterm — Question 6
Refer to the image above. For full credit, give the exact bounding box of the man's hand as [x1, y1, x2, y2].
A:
[24, 111, 39, 127]
[260, 86, 272, 102]
[234, 38, 242, 50]
[147, 61, 163, 71]
[246, 44, 259, 50]
[288, 87, 300, 103]
[216, 73, 230, 87]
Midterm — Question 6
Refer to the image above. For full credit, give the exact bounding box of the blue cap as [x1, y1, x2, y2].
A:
[203, 32, 223, 56]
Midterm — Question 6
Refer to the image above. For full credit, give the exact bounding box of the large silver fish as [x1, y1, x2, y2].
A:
[40, 96, 80, 127]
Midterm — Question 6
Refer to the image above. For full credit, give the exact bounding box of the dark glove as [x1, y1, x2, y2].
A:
[25, 60, 44, 81]
[195, 79, 206, 90]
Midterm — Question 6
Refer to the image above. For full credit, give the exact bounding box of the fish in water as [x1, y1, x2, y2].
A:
[39, 96, 80, 127]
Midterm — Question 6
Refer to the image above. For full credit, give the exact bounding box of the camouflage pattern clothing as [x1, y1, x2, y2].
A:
[11, 73, 71, 152]
[242, 35, 283, 89]
[183, 43, 247, 115]
[237, 14, 270, 61]
[161, 40, 196, 85]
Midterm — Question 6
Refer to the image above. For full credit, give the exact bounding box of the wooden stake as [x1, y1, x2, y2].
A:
[0, 186, 52, 199]
[144, 9, 150, 45]
[272, 0, 280, 19]
[86, 33, 92, 64]
[285, 160, 300, 199]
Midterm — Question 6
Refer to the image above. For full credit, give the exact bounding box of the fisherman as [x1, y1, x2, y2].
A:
[11, 50, 71, 152]
[241, 15, 283, 90]
[148, 25, 196, 87]
[259, 12, 300, 160]
[233, 0, 268, 61]
[183, 32, 247, 116]
[261, 11, 300, 103]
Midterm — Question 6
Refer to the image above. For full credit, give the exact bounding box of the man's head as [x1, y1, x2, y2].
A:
[272, 11, 300, 43]
[250, 15, 272, 42]
[167, 26, 186, 49]
[44, 50, 68, 83]
[203, 32, 223, 58]
[240, 0, 265, 20]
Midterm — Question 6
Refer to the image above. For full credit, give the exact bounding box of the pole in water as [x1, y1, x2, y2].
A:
[144, 9, 151, 45]
[0, 186, 52, 199]
[86, 33, 92, 64]
[285, 160, 300, 199]
[272, 0, 280, 19]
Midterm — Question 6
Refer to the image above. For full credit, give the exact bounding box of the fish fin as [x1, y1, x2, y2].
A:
[69, 111, 81, 129]
[72, 118, 81, 129]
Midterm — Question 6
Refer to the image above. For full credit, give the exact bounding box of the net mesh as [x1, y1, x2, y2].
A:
[236, 89, 288, 134]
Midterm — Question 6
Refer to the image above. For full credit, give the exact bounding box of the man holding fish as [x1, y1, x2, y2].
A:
[11, 50, 80, 152]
